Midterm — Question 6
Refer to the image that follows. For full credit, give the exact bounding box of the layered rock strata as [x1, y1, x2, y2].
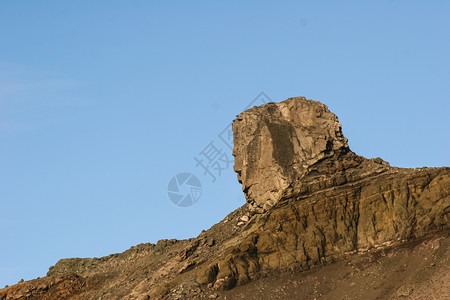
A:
[1, 97, 448, 300]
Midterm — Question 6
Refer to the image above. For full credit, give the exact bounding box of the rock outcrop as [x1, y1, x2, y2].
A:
[233, 97, 349, 212]
[196, 97, 449, 290]
[1, 97, 449, 300]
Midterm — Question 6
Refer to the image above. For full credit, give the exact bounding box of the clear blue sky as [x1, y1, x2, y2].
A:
[1, 1, 449, 287]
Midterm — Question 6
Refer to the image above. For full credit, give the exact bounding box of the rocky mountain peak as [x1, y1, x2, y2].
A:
[1, 97, 448, 300]
[233, 97, 350, 212]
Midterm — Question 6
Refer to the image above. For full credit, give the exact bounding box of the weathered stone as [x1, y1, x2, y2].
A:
[197, 97, 450, 290]
[233, 97, 349, 212]
[240, 215, 249, 222]
[2, 96, 448, 300]
[397, 285, 414, 297]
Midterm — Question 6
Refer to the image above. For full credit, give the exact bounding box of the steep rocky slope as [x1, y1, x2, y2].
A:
[1, 97, 449, 300]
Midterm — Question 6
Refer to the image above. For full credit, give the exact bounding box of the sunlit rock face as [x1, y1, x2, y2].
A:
[233, 97, 350, 212]
[2, 97, 449, 300]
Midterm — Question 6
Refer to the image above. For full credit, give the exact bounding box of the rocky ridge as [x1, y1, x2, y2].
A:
[1, 97, 448, 300]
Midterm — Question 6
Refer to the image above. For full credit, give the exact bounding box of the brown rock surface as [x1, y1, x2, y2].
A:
[233, 97, 349, 212]
[0, 275, 84, 300]
[197, 97, 449, 290]
[1, 97, 448, 300]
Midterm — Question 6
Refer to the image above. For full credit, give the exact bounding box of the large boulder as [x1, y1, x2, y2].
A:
[233, 97, 350, 212]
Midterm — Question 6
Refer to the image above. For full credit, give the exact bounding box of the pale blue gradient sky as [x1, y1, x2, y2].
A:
[1, 1, 449, 287]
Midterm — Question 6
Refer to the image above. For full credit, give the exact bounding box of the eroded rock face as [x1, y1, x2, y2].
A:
[196, 163, 449, 288]
[0, 275, 84, 300]
[233, 97, 350, 212]
[1, 96, 448, 300]
[194, 96, 450, 289]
